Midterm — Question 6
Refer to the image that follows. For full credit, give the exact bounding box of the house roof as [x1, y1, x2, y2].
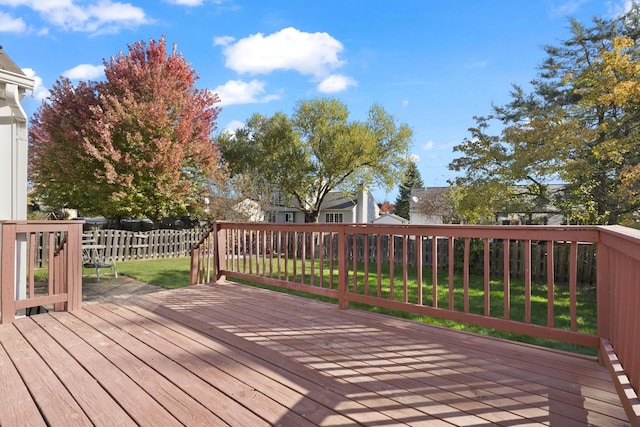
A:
[0, 46, 26, 76]
[0, 46, 34, 90]
[323, 199, 356, 210]
[373, 213, 409, 224]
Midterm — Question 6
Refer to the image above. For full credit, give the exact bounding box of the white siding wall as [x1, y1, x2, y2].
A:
[0, 67, 35, 310]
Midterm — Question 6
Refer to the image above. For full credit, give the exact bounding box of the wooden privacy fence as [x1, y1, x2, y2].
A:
[33, 228, 206, 266]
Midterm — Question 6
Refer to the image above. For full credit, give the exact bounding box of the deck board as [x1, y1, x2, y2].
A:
[0, 281, 630, 426]
[0, 332, 46, 427]
[31, 313, 183, 426]
[0, 322, 91, 426]
[157, 284, 625, 425]
[12, 316, 136, 427]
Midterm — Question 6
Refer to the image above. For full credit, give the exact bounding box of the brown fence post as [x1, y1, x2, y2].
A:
[66, 223, 83, 311]
[190, 246, 200, 286]
[215, 222, 227, 283]
[52, 232, 65, 312]
[337, 224, 348, 310]
[0, 222, 17, 324]
[596, 240, 611, 348]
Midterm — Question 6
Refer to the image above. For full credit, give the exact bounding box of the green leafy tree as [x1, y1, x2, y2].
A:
[219, 98, 413, 222]
[29, 37, 225, 226]
[394, 160, 423, 220]
[450, 6, 640, 225]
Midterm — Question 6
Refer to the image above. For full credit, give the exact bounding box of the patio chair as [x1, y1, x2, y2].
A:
[82, 240, 117, 281]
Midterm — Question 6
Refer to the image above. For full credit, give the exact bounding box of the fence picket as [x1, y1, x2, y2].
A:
[32, 229, 206, 266]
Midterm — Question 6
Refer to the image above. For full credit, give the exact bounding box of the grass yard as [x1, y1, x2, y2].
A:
[34, 257, 193, 289]
[115, 257, 192, 289]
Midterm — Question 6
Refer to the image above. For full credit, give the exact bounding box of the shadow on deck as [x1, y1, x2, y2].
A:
[0, 281, 630, 426]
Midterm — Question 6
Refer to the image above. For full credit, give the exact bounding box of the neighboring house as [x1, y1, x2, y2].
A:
[267, 187, 380, 224]
[409, 187, 454, 225]
[410, 184, 568, 225]
[373, 213, 409, 225]
[232, 199, 265, 222]
[495, 184, 567, 225]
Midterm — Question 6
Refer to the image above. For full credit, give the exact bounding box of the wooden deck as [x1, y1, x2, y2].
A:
[0, 282, 630, 426]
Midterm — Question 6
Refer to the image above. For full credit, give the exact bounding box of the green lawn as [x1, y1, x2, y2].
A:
[35, 257, 193, 289]
[115, 257, 192, 289]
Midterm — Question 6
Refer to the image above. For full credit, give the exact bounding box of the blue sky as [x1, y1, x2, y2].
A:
[0, 0, 633, 202]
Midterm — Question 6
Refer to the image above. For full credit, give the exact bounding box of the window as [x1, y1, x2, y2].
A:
[325, 213, 343, 223]
[284, 212, 295, 223]
[266, 212, 277, 223]
[274, 192, 287, 206]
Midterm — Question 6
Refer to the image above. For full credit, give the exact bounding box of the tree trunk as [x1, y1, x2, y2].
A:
[304, 211, 319, 223]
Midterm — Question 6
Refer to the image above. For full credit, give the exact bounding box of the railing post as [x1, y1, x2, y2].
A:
[66, 223, 83, 311]
[0, 223, 17, 324]
[215, 222, 226, 283]
[597, 240, 611, 348]
[190, 246, 200, 286]
[337, 224, 348, 310]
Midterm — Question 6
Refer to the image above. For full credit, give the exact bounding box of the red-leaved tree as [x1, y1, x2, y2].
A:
[29, 36, 224, 225]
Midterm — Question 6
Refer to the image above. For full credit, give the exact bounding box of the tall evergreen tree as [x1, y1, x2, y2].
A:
[394, 160, 424, 219]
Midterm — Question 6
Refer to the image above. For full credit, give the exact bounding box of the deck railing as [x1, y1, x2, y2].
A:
[596, 225, 640, 423]
[191, 221, 640, 423]
[0, 220, 83, 324]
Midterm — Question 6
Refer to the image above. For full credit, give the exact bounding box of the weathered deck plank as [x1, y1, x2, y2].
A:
[0, 322, 91, 426]
[12, 316, 136, 427]
[0, 281, 630, 426]
[81, 304, 317, 427]
[0, 333, 46, 427]
[149, 283, 628, 426]
[30, 313, 183, 426]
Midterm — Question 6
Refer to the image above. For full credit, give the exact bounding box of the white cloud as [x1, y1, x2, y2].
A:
[22, 68, 49, 101]
[219, 27, 345, 77]
[317, 74, 356, 93]
[212, 79, 281, 106]
[213, 35, 235, 46]
[0, 0, 150, 34]
[165, 0, 228, 5]
[62, 63, 104, 80]
[223, 120, 244, 134]
[607, 0, 634, 17]
[422, 140, 435, 150]
[408, 153, 420, 163]
[0, 11, 26, 32]
[549, 0, 585, 17]
[402, 100, 409, 108]
[465, 60, 487, 69]
[165, 0, 203, 5]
